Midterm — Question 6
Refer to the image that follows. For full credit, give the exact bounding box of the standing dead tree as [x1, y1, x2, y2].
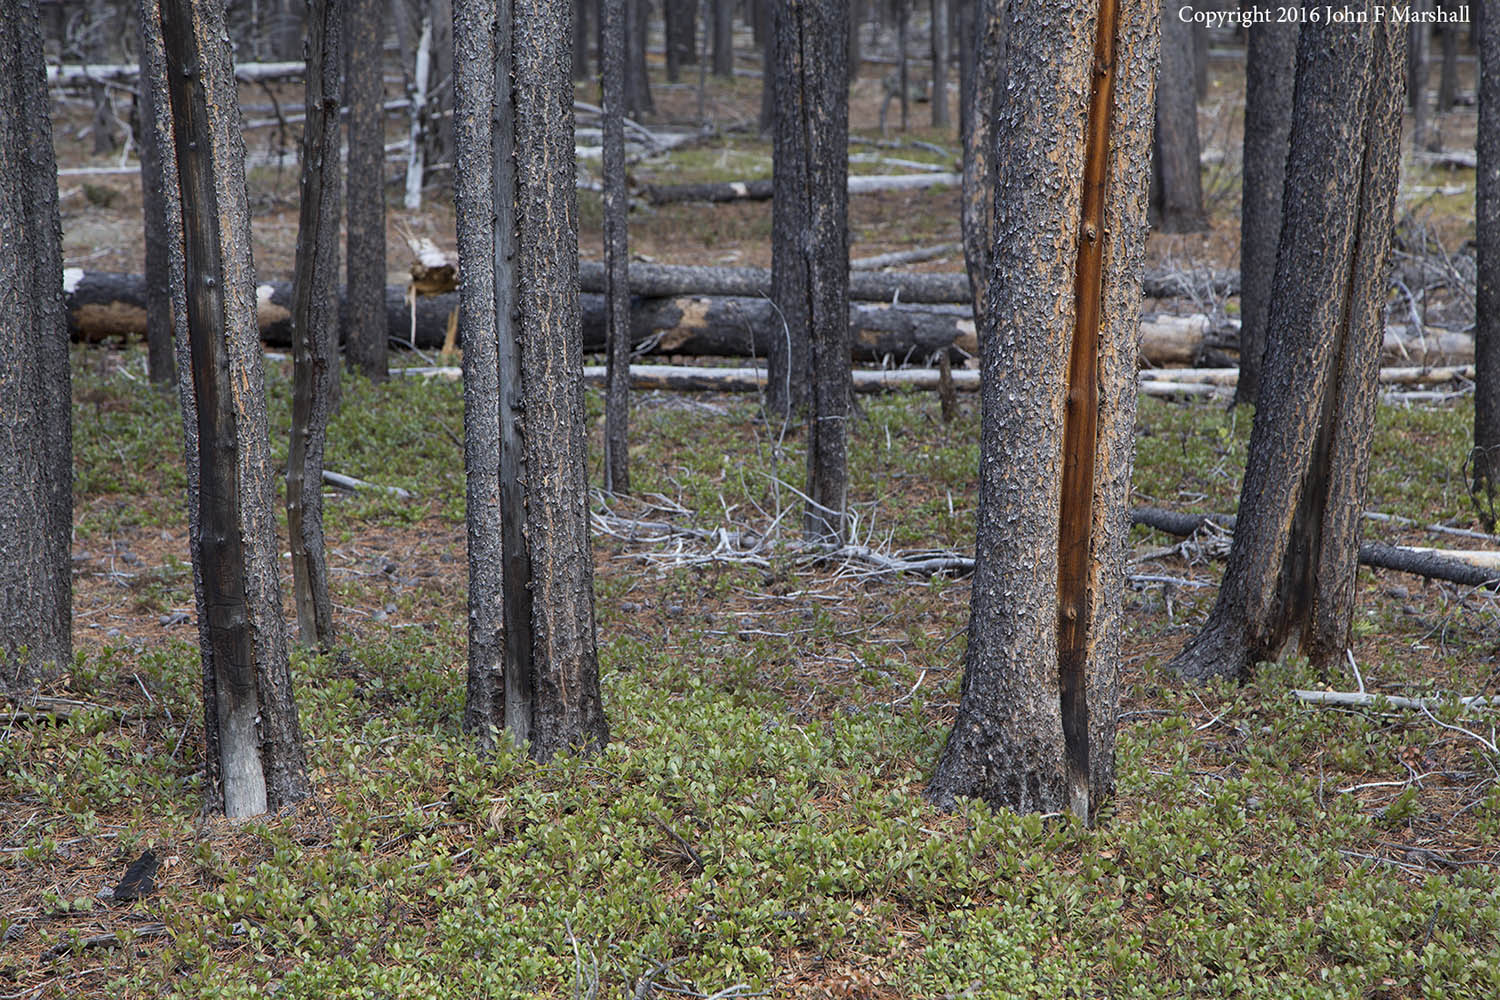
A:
[153, 0, 312, 816]
[344, 0, 389, 380]
[1169, 18, 1406, 682]
[1151, 0, 1205, 232]
[287, 0, 344, 650]
[0, 0, 72, 693]
[1472, 0, 1499, 526]
[454, 0, 610, 758]
[602, 0, 631, 494]
[926, 0, 1159, 821]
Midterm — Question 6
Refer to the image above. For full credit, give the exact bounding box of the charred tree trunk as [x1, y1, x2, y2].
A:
[849, 0, 865, 79]
[287, 0, 343, 650]
[454, 0, 609, 759]
[768, 2, 809, 416]
[927, 0, 1158, 821]
[1472, 0, 1499, 527]
[1150, 0, 1205, 232]
[624, 0, 654, 114]
[1409, 5, 1432, 151]
[712, 0, 734, 75]
[158, 0, 312, 816]
[664, 0, 692, 79]
[960, 0, 1005, 319]
[575, 0, 592, 79]
[136, 9, 178, 387]
[930, 0, 950, 127]
[956, 0, 975, 141]
[602, 0, 630, 493]
[780, 0, 851, 542]
[0, 0, 72, 693]
[1437, 4, 1459, 114]
[345, 0, 388, 380]
[1168, 19, 1406, 682]
[1234, 18, 1296, 407]
[897, 0, 910, 131]
[759, 0, 775, 132]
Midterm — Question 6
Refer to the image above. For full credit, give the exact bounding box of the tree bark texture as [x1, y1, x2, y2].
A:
[930, 0, 950, 127]
[625, 0, 654, 115]
[135, 11, 178, 388]
[666, 0, 697, 80]
[956, 0, 975, 141]
[1234, 17, 1296, 407]
[780, 0, 851, 542]
[712, 0, 734, 75]
[1151, 0, 1205, 232]
[927, 0, 1158, 819]
[287, 0, 343, 650]
[454, 0, 609, 760]
[960, 0, 1005, 322]
[1473, 0, 1500, 526]
[0, 0, 72, 693]
[344, 0, 389, 380]
[158, 0, 312, 816]
[603, 0, 631, 493]
[575, 0, 593, 79]
[1168, 19, 1406, 683]
[1408, 3, 1431, 149]
[769, 2, 809, 416]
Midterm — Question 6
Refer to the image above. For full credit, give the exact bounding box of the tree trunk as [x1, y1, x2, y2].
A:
[758, 0, 775, 133]
[1151, 0, 1205, 232]
[625, 0, 654, 114]
[602, 0, 630, 493]
[454, 0, 609, 759]
[1409, 4, 1431, 151]
[344, 0, 387, 380]
[849, 0, 864, 79]
[1437, 4, 1459, 114]
[1472, 0, 1499, 528]
[0, 0, 72, 693]
[897, 0, 909, 131]
[157, 0, 312, 816]
[136, 10, 178, 388]
[1168, 18, 1406, 682]
[769, 2, 810, 416]
[575, 0, 592, 79]
[1234, 18, 1296, 407]
[960, 0, 1005, 319]
[927, 0, 1158, 820]
[287, 0, 343, 650]
[779, 0, 850, 541]
[712, 0, 733, 76]
[930, 0, 950, 127]
[956, 0, 974, 140]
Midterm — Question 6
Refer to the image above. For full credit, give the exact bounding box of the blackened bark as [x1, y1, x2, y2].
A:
[575, 0, 593, 79]
[1169, 19, 1406, 682]
[960, 0, 1005, 318]
[759, 0, 775, 133]
[768, 2, 809, 416]
[666, 0, 697, 80]
[0, 0, 71, 692]
[897, 0, 909, 131]
[782, 0, 851, 542]
[159, 0, 311, 815]
[345, 0, 388, 380]
[1151, 0, 1205, 232]
[1437, 6, 1458, 114]
[136, 9, 178, 388]
[849, 0, 864, 79]
[712, 0, 734, 75]
[1409, 4, 1431, 150]
[1472, 0, 1499, 526]
[288, 0, 343, 650]
[956, 0, 975, 140]
[625, 0, 654, 115]
[603, 0, 631, 493]
[1234, 18, 1296, 407]
[927, 0, 1158, 819]
[930, 0, 950, 127]
[455, 0, 609, 759]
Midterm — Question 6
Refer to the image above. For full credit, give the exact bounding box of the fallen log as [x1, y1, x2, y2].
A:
[643, 172, 962, 205]
[1131, 507, 1500, 589]
[48, 61, 304, 85]
[574, 261, 1230, 305]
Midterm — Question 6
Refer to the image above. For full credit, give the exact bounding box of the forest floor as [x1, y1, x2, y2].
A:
[5, 39, 1498, 1000]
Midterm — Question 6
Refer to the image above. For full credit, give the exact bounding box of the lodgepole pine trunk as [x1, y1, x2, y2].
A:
[1168, 18, 1406, 682]
[960, 0, 1005, 320]
[345, 0, 388, 380]
[768, 1, 809, 416]
[158, 0, 311, 816]
[712, 0, 733, 76]
[136, 9, 178, 388]
[0, 0, 72, 693]
[624, 0, 654, 115]
[927, 0, 1158, 820]
[455, 0, 609, 759]
[1473, 0, 1499, 527]
[930, 0, 950, 127]
[602, 0, 631, 493]
[759, 0, 775, 133]
[1150, 0, 1205, 232]
[1235, 17, 1297, 407]
[287, 0, 343, 650]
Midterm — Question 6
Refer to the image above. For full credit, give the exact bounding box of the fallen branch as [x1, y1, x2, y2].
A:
[851, 242, 961, 270]
[1132, 507, 1500, 588]
[48, 61, 303, 85]
[1292, 690, 1500, 711]
[322, 470, 413, 500]
[41, 923, 168, 961]
[644, 172, 961, 205]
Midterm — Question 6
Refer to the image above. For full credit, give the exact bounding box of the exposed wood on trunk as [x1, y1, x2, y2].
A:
[927, 0, 1159, 819]
[403, 15, 432, 211]
[0, 0, 72, 692]
[158, 0, 311, 817]
[344, 0, 389, 380]
[134, 8, 177, 387]
[287, 0, 343, 650]
[602, 0, 630, 493]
